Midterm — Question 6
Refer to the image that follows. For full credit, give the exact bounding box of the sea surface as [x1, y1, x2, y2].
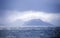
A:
[0, 27, 60, 38]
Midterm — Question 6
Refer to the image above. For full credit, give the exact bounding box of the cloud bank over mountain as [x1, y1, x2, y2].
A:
[0, 0, 60, 27]
[0, 10, 60, 27]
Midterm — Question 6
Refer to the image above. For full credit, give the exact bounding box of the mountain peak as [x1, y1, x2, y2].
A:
[24, 19, 53, 27]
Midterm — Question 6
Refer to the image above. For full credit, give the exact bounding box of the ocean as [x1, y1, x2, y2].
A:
[0, 27, 60, 38]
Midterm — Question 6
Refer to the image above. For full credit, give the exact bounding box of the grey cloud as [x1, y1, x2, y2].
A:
[0, 0, 60, 13]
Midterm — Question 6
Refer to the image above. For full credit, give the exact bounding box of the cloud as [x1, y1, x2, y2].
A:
[0, 10, 60, 27]
[1, 0, 60, 13]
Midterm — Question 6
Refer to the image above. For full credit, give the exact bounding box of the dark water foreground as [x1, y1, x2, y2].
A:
[0, 27, 60, 38]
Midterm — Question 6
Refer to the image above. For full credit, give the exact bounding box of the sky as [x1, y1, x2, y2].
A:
[0, 0, 60, 27]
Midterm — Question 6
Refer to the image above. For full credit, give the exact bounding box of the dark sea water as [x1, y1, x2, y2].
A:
[0, 27, 60, 38]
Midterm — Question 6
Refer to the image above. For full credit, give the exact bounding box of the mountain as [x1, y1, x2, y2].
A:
[24, 19, 54, 27]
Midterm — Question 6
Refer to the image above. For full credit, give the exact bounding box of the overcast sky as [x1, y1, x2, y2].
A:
[0, 0, 60, 27]
[0, 0, 60, 12]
